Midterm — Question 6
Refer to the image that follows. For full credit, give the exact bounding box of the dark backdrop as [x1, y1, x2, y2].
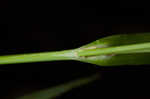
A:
[0, 0, 150, 99]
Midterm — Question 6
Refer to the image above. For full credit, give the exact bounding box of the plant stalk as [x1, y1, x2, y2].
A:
[0, 42, 150, 65]
[0, 50, 76, 65]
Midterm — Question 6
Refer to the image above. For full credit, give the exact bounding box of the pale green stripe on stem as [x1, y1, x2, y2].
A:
[78, 42, 150, 56]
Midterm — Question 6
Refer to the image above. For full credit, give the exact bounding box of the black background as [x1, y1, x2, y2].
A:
[0, 0, 150, 99]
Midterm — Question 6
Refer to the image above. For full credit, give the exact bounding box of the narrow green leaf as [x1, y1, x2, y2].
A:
[76, 33, 150, 66]
[17, 74, 99, 99]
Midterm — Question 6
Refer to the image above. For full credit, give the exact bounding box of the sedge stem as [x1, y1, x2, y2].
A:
[0, 50, 76, 65]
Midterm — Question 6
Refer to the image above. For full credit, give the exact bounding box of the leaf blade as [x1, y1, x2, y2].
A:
[76, 33, 150, 66]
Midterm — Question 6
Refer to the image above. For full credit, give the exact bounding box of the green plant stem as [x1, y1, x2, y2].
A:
[0, 50, 76, 65]
[0, 42, 150, 65]
[78, 42, 150, 56]
[17, 73, 99, 99]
